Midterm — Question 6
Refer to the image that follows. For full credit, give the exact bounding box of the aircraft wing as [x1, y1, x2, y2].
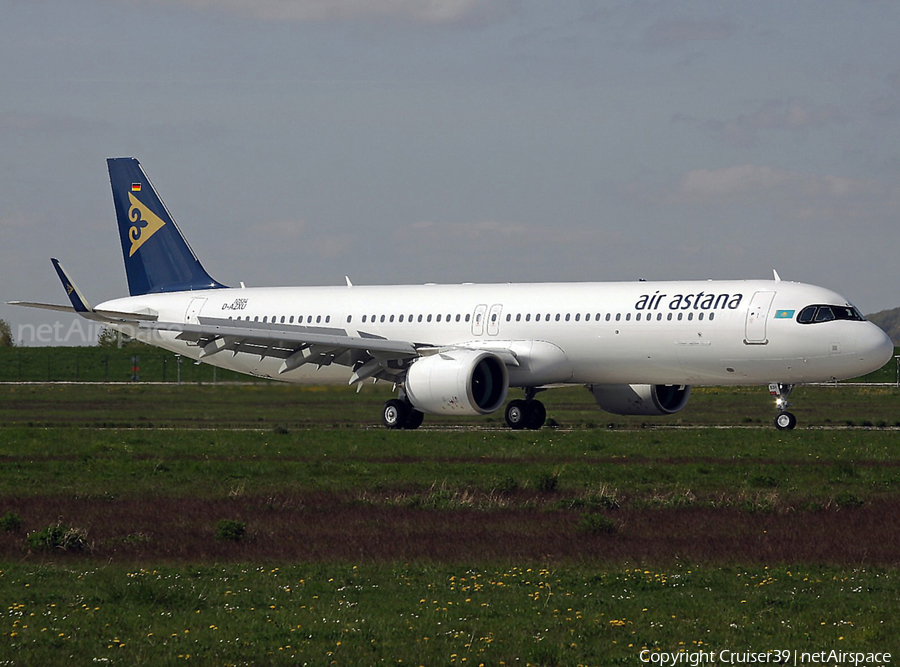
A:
[141, 316, 421, 382]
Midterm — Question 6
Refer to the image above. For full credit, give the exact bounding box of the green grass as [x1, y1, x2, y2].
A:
[1, 381, 899, 429]
[0, 563, 895, 664]
[0, 427, 898, 501]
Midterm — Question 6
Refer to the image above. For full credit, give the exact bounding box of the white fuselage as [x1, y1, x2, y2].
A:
[97, 279, 894, 387]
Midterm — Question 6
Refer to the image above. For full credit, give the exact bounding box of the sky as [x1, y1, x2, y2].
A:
[2, 0, 899, 345]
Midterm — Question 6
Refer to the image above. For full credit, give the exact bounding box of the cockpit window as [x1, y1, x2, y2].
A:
[797, 304, 865, 324]
[814, 306, 835, 323]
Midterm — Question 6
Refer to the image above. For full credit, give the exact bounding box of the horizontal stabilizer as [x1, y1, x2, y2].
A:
[7, 301, 77, 314]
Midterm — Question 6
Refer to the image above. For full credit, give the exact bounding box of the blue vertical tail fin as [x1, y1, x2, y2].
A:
[107, 157, 226, 296]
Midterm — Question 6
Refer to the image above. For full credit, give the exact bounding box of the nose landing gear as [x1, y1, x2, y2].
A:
[769, 383, 796, 430]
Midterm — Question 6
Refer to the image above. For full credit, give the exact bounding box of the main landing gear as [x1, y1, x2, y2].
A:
[504, 389, 547, 430]
[769, 383, 797, 430]
[381, 398, 424, 430]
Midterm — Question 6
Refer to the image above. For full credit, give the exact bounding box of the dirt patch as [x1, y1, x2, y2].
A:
[3, 493, 898, 566]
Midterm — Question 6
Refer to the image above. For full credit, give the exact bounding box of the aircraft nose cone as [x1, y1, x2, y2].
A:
[861, 323, 894, 371]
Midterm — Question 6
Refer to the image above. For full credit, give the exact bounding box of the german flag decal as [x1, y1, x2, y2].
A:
[131, 183, 142, 192]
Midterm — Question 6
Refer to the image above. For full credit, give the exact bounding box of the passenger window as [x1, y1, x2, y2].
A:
[390, 315, 395, 323]
[525, 314, 531, 322]
[709, 313, 715, 321]
[317, 316, 322, 324]
[575, 314, 580, 322]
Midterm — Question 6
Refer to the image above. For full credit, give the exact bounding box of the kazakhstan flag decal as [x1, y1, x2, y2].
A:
[775, 310, 795, 319]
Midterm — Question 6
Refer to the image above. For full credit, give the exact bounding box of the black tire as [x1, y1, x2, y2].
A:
[526, 400, 546, 430]
[382, 399, 409, 429]
[505, 399, 529, 430]
[403, 409, 424, 430]
[774, 411, 797, 430]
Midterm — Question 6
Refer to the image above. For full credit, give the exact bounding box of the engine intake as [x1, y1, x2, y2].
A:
[406, 350, 509, 416]
[588, 383, 691, 416]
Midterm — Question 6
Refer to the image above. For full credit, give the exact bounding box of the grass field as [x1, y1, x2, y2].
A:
[0, 383, 898, 664]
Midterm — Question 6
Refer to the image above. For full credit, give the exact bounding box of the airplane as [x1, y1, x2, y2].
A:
[10, 157, 894, 431]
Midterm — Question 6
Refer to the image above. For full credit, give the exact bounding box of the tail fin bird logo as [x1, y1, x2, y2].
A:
[127, 192, 166, 257]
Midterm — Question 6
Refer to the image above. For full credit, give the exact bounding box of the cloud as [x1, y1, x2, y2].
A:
[146, 0, 503, 24]
[645, 18, 736, 47]
[674, 99, 846, 147]
[669, 164, 878, 205]
[245, 218, 357, 259]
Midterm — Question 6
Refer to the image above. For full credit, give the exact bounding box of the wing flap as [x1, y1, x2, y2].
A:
[141, 316, 419, 373]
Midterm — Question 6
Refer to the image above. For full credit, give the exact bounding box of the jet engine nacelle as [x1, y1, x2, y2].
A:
[406, 350, 509, 416]
[588, 383, 691, 416]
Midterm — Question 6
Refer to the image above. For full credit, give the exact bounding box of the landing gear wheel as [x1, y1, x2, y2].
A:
[382, 399, 409, 429]
[526, 400, 546, 430]
[774, 411, 797, 430]
[505, 399, 529, 430]
[403, 409, 424, 430]
[505, 399, 547, 430]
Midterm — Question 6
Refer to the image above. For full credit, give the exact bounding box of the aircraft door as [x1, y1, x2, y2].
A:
[472, 304, 488, 336]
[744, 291, 775, 344]
[185, 297, 208, 325]
[487, 304, 503, 336]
